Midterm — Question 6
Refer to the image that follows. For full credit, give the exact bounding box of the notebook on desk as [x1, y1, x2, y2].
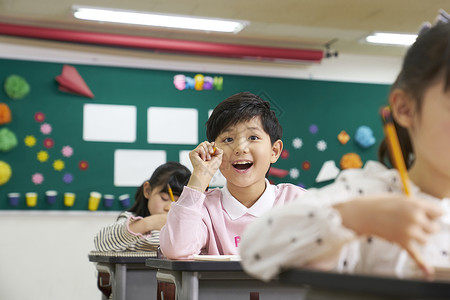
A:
[434, 266, 450, 282]
[89, 250, 157, 257]
[193, 254, 241, 261]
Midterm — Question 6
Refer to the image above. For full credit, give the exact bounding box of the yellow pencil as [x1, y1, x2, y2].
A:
[380, 106, 411, 196]
[167, 184, 175, 202]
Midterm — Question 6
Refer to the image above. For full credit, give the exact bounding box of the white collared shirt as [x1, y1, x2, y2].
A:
[221, 179, 276, 220]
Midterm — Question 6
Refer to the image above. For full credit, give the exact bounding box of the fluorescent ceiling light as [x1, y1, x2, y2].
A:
[72, 6, 248, 33]
[365, 32, 418, 46]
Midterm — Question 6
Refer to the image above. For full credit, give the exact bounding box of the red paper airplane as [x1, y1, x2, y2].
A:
[55, 65, 94, 98]
[268, 167, 289, 178]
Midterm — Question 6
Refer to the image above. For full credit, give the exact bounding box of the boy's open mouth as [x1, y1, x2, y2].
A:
[232, 161, 253, 170]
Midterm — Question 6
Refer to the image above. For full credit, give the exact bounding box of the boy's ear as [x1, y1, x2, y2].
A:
[389, 88, 415, 128]
[270, 139, 283, 163]
[143, 181, 152, 199]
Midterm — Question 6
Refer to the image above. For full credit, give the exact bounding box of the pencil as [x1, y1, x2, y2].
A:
[380, 106, 411, 196]
[167, 184, 175, 202]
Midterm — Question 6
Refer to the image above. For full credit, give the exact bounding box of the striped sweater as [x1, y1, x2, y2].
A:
[94, 211, 159, 252]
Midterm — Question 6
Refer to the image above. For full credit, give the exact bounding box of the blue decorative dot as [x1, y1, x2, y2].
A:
[309, 124, 318, 134]
[63, 173, 73, 183]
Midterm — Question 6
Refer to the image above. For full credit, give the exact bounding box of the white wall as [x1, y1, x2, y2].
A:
[0, 41, 402, 300]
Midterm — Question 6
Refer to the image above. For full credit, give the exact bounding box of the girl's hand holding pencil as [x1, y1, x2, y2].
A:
[187, 141, 223, 192]
[378, 105, 443, 277]
[336, 194, 442, 277]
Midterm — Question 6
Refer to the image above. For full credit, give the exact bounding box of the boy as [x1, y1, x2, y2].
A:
[160, 92, 306, 259]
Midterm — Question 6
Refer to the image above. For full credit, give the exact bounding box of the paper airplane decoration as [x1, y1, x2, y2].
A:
[55, 65, 94, 98]
[315, 160, 340, 183]
[268, 167, 289, 178]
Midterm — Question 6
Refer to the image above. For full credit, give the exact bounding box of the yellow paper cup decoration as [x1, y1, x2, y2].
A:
[25, 192, 38, 207]
[340, 153, 363, 170]
[0, 161, 12, 185]
[88, 191, 102, 211]
[64, 192, 76, 207]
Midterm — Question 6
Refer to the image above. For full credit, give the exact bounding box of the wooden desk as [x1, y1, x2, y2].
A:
[88, 251, 157, 300]
[278, 268, 450, 300]
[145, 258, 307, 300]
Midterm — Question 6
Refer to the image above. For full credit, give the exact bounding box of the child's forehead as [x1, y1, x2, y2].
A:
[220, 116, 264, 133]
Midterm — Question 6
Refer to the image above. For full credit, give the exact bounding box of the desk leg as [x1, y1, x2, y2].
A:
[181, 271, 199, 300]
[114, 264, 127, 300]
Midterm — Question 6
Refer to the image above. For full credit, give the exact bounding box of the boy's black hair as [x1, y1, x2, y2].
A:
[206, 92, 282, 144]
[126, 161, 191, 218]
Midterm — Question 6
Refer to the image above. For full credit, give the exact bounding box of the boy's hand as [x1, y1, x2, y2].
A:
[334, 195, 443, 277]
[187, 141, 223, 192]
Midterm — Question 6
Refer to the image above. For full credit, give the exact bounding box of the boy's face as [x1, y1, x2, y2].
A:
[215, 116, 282, 190]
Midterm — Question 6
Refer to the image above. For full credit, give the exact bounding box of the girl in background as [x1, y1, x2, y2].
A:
[240, 11, 450, 281]
[94, 161, 191, 252]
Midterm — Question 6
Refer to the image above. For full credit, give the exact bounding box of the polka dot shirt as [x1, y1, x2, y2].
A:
[239, 161, 450, 281]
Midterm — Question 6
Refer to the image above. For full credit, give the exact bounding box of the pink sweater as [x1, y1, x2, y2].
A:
[160, 180, 306, 259]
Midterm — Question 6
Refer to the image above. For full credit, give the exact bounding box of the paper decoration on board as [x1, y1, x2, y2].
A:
[26, 192, 38, 207]
[0, 128, 18, 151]
[4, 74, 30, 100]
[46, 190, 57, 204]
[289, 168, 299, 179]
[337, 130, 350, 145]
[355, 125, 376, 148]
[43, 138, 54, 149]
[281, 149, 289, 159]
[268, 167, 289, 178]
[0, 103, 12, 125]
[61, 145, 74, 157]
[83, 104, 136, 143]
[315, 160, 340, 183]
[316, 140, 327, 151]
[114, 149, 166, 187]
[173, 74, 223, 91]
[63, 173, 74, 183]
[340, 153, 363, 170]
[40, 123, 52, 135]
[292, 138, 303, 149]
[302, 161, 311, 171]
[55, 65, 94, 98]
[53, 159, 65, 171]
[79, 160, 89, 170]
[88, 191, 102, 211]
[34, 112, 45, 122]
[37, 150, 49, 162]
[0, 161, 12, 185]
[8, 193, 20, 206]
[119, 194, 131, 207]
[64, 192, 75, 207]
[103, 194, 115, 208]
[147, 107, 198, 145]
[31, 172, 44, 185]
[309, 124, 318, 134]
[24, 135, 36, 147]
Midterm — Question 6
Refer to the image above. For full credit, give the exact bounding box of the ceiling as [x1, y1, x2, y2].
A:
[0, 0, 449, 61]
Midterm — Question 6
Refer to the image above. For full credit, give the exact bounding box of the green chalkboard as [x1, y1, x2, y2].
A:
[0, 58, 390, 211]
